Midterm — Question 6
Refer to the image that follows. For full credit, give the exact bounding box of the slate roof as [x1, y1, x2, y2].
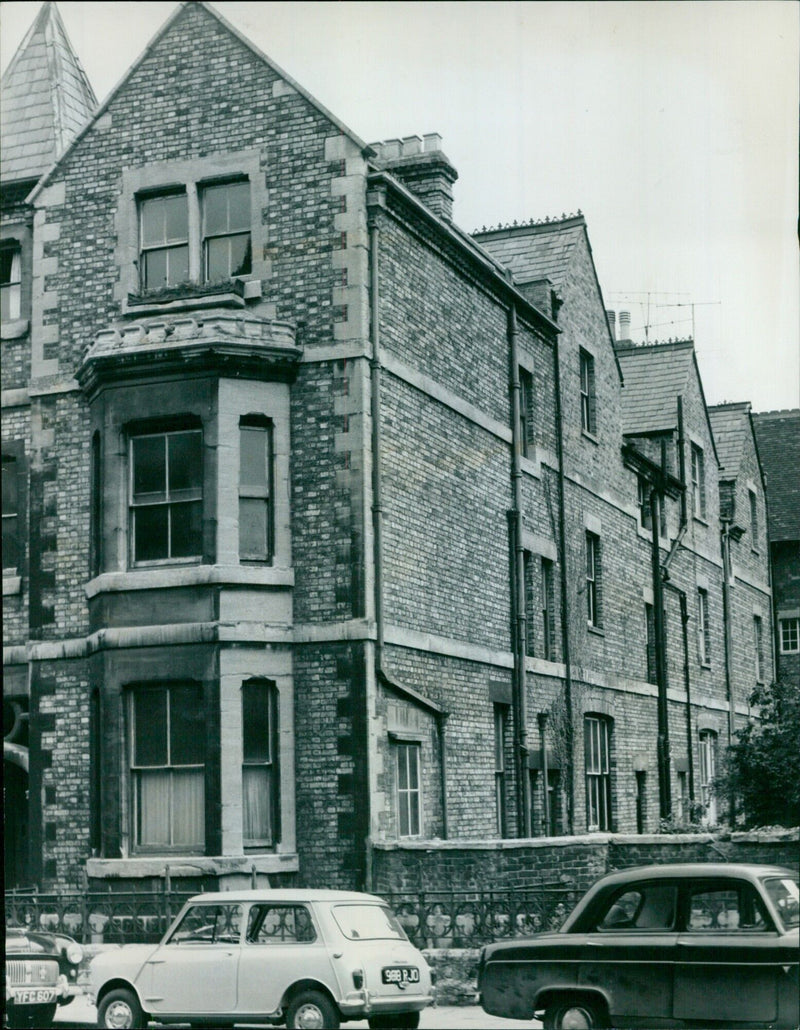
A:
[614, 340, 696, 435]
[752, 409, 800, 542]
[708, 402, 752, 478]
[473, 216, 586, 291]
[0, 1, 96, 184]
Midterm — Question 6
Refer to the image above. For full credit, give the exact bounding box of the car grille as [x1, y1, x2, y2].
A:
[6, 958, 59, 986]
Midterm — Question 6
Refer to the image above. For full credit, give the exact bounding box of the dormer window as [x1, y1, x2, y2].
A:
[139, 192, 189, 291]
[1, 242, 22, 321]
[202, 181, 251, 282]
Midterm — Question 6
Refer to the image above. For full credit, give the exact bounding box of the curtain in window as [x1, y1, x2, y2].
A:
[137, 769, 204, 846]
[243, 767, 272, 842]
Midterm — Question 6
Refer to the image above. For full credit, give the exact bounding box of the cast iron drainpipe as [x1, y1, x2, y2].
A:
[368, 198, 449, 848]
[508, 305, 533, 837]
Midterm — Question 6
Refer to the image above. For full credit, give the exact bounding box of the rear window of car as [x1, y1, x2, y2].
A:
[331, 904, 407, 941]
[761, 876, 799, 930]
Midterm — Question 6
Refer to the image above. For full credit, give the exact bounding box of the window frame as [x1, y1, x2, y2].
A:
[128, 425, 204, 567]
[2, 453, 20, 575]
[523, 550, 535, 657]
[637, 476, 652, 530]
[579, 348, 596, 436]
[541, 557, 556, 661]
[691, 443, 706, 520]
[396, 742, 422, 838]
[585, 531, 601, 628]
[127, 682, 206, 854]
[748, 488, 759, 550]
[201, 179, 252, 284]
[697, 588, 710, 666]
[1, 240, 22, 321]
[753, 614, 765, 684]
[238, 417, 273, 563]
[494, 704, 508, 837]
[645, 602, 657, 684]
[138, 190, 190, 293]
[519, 366, 534, 458]
[779, 617, 799, 654]
[584, 713, 613, 832]
[241, 679, 279, 848]
[698, 729, 717, 821]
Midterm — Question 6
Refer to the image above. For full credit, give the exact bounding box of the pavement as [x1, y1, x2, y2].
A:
[54, 993, 541, 1029]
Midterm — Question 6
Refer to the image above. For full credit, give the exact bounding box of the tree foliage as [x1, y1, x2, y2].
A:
[718, 680, 800, 828]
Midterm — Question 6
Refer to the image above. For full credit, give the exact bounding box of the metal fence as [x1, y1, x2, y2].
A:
[381, 884, 578, 948]
[5, 882, 578, 949]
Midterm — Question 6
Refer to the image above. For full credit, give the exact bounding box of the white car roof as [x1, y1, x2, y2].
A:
[182, 889, 390, 905]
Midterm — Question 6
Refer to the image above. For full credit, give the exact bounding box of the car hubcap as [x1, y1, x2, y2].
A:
[561, 1007, 593, 1030]
[105, 1000, 134, 1029]
[294, 1002, 325, 1029]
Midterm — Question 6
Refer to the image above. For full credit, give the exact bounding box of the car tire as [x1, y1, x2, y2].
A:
[285, 988, 340, 1029]
[368, 1013, 422, 1029]
[6, 1001, 57, 1028]
[544, 997, 607, 1030]
[97, 987, 146, 1029]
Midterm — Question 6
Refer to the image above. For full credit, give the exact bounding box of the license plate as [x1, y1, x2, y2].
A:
[382, 966, 420, 986]
[12, 988, 57, 1005]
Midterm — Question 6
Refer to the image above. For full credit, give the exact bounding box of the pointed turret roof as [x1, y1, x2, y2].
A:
[1, 1, 96, 185]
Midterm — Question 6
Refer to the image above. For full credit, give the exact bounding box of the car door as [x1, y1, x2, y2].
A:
[237, 902, 338, 1015]
[143, 902, 242, 1017]
[579, 881, 678, 1023]
[675, 880, 779, 1025]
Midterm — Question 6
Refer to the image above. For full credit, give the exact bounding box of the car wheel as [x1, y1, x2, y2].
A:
[6, 1002, 57, 1028]
[285, 989, 340, 1029]
[97, 987, 146, 1029]
[368, 1014, 421, 1029]
[544, 997, 606, 1030]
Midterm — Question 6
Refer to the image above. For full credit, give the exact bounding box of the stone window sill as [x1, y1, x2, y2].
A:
[3, 575, 22, 596]
[581, 429, 599, 445]
[86, 852, 299, 880]
[0, 318, 29, 340]
[587, 624, 605, 637]
[122, 280, 262, 317]
[86, 564, 294, 599]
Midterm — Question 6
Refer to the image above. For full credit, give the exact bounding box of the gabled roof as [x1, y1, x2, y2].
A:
[708, 402, 752, 478]
[615, 340, 717, 465]
[28, 1, 372, 202]
[752, 409, 800, 542]
[0, 1, 96, 184]
[473, 215, 586, 292]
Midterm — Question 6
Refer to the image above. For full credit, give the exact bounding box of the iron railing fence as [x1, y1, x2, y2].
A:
[381, 884, 578, 948]
[5, 883, 578, 948]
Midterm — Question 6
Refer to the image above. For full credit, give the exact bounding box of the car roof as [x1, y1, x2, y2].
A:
[182, 889, 390, 905]
[594, 863, 795, 886]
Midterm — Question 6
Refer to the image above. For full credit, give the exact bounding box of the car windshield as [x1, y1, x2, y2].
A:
[331, 904, 408, 941]
[761, 876, 799, 930]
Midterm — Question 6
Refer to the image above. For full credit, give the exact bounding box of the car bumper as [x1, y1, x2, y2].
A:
[338, 988, 435, 1017]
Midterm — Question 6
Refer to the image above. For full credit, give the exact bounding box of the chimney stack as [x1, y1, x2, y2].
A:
[369, 134, 458, 221]
[619, 310, 631, 341]
[607, 310, 616, 340]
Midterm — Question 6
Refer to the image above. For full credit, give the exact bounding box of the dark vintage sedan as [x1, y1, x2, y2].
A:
[478, 863, 799, 1029]
[4, 926, 84, 1029]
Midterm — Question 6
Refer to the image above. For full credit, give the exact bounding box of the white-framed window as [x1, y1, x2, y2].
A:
[779, 617, 799, 654]
[697, 588, 710, 666]
[698, 729, 717, 824]
[139, 191, 189, 291]
[691, 443, 706, 519]
[202, 180, 252, 282]
[239, 418, 272, 562]
[129, 427, 203, 564]
[1, 241, 22, 320]
[128, 682, 205, 851]
[2, 454, 19, 574]
[541, 557, 556, 661]
[579, 349, 596, 435]
[585, 714, 612, 831]
[519, 366, 534, 457]
[396, 743, 421, 838]
[242, 679, 278, 846]
[494, 705, 508, 836]
[586, 531, 601, 628]
[748, 488, 759, 550]
[753, 615, 765, 683]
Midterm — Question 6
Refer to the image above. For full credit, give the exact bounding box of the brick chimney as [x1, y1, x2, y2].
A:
[370, 134, 458, 220]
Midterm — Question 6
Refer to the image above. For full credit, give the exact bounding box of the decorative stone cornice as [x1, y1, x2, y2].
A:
[78, 310, 301, 396]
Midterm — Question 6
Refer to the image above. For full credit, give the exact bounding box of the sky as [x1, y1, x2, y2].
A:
[2, 1, 798, 412]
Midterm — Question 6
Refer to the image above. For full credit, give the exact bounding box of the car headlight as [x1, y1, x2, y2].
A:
[66, 942, 84, 966]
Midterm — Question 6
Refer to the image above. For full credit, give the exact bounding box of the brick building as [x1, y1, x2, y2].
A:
[2, 2, 775, 894]
[752, 409, 800, 688]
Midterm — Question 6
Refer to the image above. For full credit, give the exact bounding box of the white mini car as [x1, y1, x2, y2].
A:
[89, 889, 433, 1029]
